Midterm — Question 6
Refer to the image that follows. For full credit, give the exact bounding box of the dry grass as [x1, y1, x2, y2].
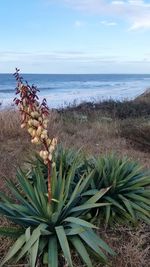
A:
[57, 110, 150, 168]
[120, 118, 150, 152]
[0, 108, 150, 266]
[98, 224, 150, 267]
[71, 223, 150, 267]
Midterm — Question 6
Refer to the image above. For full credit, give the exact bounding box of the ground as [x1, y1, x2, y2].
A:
[0, 94, 150, 266]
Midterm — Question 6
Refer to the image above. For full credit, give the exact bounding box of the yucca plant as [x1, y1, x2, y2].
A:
[54, 145, 92, 181]
[91, 155, 150, 225]
[29, 150, 150, 226]
[28, 145, 92, 184]
[0, 158, 114, 267]
[13, 68, 58, 204]
[0, 69, 115, 266]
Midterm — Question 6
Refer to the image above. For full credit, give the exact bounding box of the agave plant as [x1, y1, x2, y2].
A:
[91, 155, 150, 225]
[0, 158, 114, 267]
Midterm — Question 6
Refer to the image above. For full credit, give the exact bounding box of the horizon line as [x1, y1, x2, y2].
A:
[0, 72, 150, 75]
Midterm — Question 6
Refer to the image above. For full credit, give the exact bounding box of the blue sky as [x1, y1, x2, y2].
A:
[1, 0, 150, 73]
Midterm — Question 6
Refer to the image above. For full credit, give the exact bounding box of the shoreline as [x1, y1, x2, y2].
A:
[0, 87, 150, 112]
[0, 73, 150, 109]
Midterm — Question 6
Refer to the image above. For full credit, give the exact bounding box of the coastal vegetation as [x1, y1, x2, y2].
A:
[0, 72, 150, 267]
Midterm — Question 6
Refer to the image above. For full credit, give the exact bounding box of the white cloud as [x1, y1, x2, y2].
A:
[1, 49, 150, 73]
[2, 50, 149, 65]
[57, 0, 150, 30]
[112, 1, 124, 4]
[101, 20, 117, 26]
[128, 0, 145, 5]
[0, 50, 117, 63]
[129, 18, 150, 30]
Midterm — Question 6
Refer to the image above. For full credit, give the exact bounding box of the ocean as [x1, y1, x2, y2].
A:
[0, 73, 150, 108]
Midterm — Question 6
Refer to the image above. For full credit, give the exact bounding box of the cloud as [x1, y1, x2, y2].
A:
[0, 51, 33, 62]
[1, 50, 149, 67]
[101, 20, 117, 26]
[57, 0, 150, 30]
[1, 49, 150, 73]
[129, 18, 150, 30]
[0, 50, 114, 62]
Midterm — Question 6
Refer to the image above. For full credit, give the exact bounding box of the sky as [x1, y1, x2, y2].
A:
[1, 0, 150, 73]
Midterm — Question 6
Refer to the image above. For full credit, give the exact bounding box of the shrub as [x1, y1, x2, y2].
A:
[107, 100, 150, 119]
[59, 99, 150, 120]
[0, 160, 114, 266]
[91, 155, 150, 225]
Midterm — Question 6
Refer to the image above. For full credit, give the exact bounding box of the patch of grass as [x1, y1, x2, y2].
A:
[98, 223, 150, 267]
[120, 118, 150, 152]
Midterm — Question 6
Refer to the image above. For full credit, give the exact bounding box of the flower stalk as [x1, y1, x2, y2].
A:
[14, 68, 57, 203]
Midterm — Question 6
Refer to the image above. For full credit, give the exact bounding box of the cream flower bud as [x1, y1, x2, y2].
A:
[30, 112, 35, 117]
[44, 159, 48, 165]
[28, 127, 33, 135]
[21, 123, 26, 129]
[43, 119, 48, 128]
[39, 150, 48, 160]
[43, 122, 48, 129]
[52, 138, 57, 146]
[46, 138, 51, 145]
[41, 134, 46, 139]
[31, 137, 39, 144]
[42, 114, 47, 119]
[42, 129, 48, 136]
[45, 119, 49, 124]
[31, 129, 36, 137]
[40, 129, 48, 140]
[32, 119, 39, 127]
[48, 154, 52, 161]
[28, 119, 33, 126]
[43, 151, 48, 159]
[49, 145, 55, 153]
[36, 126, 42, 136]
[38, 116, 42, 122]
[21, 114, 26, 121]
[31, 111, 39, 119]
[39, 150, 44, 158]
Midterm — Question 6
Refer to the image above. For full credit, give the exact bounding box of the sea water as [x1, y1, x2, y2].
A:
[0, 74, 150, 108]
